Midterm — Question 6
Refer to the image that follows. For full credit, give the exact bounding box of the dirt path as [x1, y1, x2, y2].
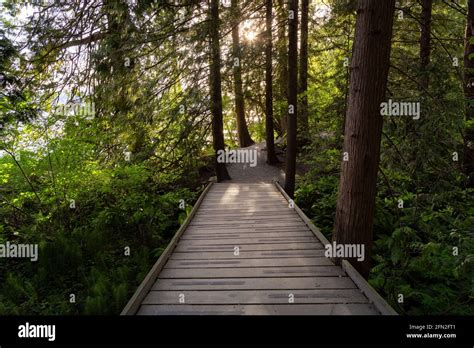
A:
[226, 142, 285, 183]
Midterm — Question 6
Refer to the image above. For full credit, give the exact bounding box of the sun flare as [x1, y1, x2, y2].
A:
[244, 30, 257, 42]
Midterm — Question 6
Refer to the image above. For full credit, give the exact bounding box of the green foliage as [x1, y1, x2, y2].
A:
[0, 143, 200, 314]
[295, 131, 342, 240]
[371, 184, 474, 315]
[295, 0, 473, 315]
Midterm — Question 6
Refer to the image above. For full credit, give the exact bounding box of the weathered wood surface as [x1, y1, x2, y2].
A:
[138, 303, 379, 315]
[124, 183, 396, 315]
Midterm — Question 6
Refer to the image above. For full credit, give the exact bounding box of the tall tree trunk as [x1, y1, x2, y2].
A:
[419, 0, 432, 90]
[284, 0, 298, 198]
[464, 0, 474, 188]
[298, 0, 310, 139]
[265, 0, 279, 165]
[333, 0, 395, 278]
[231, 0, 254, 148]
[276, 0, 289, 135]
[342, 14, 353, 137]
[210, 0, 231, 182]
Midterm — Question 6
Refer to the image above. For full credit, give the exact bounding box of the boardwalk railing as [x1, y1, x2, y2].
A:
[121, 181, 214, 315]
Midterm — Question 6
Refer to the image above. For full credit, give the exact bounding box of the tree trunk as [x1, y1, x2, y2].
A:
[298, 0, 310, 138]
[464, 0, 474, 188]
[342, 15, 353, 137]
[333, 0, 395, 278]
[276, 0, 289, 135]
[231, 0, 254, 148]
[419, 0, 432, 90]
[210, 0, 231, 182]
[265, 0, 279, 165]
[284, 0, 298, 198]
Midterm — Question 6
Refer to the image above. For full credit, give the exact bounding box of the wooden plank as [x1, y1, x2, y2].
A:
[142, 289, 369, 305]
[198, 205, 286, 209]
[159, 266, 346, 278]
[152, 276, 356, 290]
[207, 192, 279, 195]
[195, 212, 293, 217]
[205, 194, 281, 197]
[206, 189, 280, 192]
[210, 184, 275, 187]
[205, 193, 284, 197]
[197, 208, 289, 213]
[206, 197, 285, 203]
[164, 257, 333, 268]
[174, 242, 324, 252]
[208, 190, 277, 194]
[195, 209, 293, 213]
[175, 236, 317, 245]
[191, 214, 298, 219]
[197, 210, 291, 214]
[201, 201, 287, 204]
[170, 249, 325, 259]
[187, 227, 308, 232]
[208, 185, 278, 189]
[179, 232, 314, 240]
[191, 217, 299, 222]
[189, 221, 307, 228]
[203, 197, 285, 202]
[207, 188, 280, 191]
[183, 230, 309, 236]
[200, 200, 285, 204]
[191, 218, 301, 224]
[120, 182, 214, 315]
[137, 303, 379, 315]
[203, 198, 285, 202]
[191, 219, 298, 223]
[210, 186, 276, 189]
[190, 220, 304, 226]
[196, 211, 291, 215]
[186, 225, 307, 231]
[204, 193, 282, 197]
[195, 210, 295, 215]
[210, 188, 276, 190]
[206, 193, 279, 196]
[199, 205, 284, 208]
[180, 231, 314, 240]
[195, 214, 293, 218]
[192, 214, 299, 220]
[185, 227, 310, 233]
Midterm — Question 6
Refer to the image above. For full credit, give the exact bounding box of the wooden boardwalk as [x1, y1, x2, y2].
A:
[122, 182, 396, 315]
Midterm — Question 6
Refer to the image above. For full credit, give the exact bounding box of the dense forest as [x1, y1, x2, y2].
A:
[0, 0, 473, 315]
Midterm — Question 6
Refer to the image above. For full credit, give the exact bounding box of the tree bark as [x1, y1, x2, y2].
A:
[333, 0, 395, 278]
[265, 0, 279, 165]
[419, 0, 432, 90]
[210, 0, 231, 182]
[231, 0, 254, 148]
[284, 0, 298, 198]
[298, 0, 310, 137]
[464, 0, 474, 187]
[276, 0, 289, 135]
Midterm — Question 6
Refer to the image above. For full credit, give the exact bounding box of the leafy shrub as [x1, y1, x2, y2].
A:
[0, 160, 199, 314]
